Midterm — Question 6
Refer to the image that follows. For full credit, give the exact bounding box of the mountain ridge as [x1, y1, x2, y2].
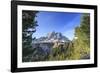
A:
[33, 31, 70, 43]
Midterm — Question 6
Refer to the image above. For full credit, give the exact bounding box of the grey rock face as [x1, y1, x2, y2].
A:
[32, 32, 70, 54]
[33, 31, 70, 43]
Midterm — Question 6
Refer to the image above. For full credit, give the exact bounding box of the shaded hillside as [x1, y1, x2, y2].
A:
[23, 32, 70, 62]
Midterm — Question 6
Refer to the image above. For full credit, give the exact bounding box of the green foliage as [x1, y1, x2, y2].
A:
[23, 47, 49, 62]
[47, 14, 90, 60]
[22, 13, 90, 62]
[48, 43, 72, 61]
[71, 14, 90, 59]
[22, 11, 38, 61]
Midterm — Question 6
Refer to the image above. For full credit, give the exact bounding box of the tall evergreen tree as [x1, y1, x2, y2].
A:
[72, 13, 90, 59]
[22, 11, 38, 59]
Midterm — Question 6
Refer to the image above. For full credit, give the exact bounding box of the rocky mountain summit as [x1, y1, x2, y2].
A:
[32, 31, 70, 54]
[24, 32, 71, 62]
[33, 31, 70, 43]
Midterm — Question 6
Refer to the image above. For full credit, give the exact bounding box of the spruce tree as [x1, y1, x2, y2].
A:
[22, 11, 38, 59]
[72, 13, 90, 59]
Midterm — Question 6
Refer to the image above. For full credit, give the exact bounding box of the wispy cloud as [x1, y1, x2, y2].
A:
[63, 29, 75, 40]
[61, 16, 81, 40]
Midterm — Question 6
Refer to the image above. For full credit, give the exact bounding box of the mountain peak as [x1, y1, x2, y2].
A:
[33, 31, 70, 43]
[47, 31, 67, 40]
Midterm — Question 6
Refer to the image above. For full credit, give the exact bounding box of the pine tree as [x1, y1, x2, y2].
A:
[22, 11, 38, 59]
[72, 13, 90, 59]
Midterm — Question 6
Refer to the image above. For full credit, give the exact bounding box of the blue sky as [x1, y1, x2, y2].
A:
[32, 11, 82, 40]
